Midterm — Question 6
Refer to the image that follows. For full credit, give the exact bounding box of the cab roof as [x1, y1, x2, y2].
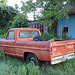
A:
[9, 28, 40, 31]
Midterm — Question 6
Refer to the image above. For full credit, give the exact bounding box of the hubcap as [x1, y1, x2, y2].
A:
[28, 57, 35, 63]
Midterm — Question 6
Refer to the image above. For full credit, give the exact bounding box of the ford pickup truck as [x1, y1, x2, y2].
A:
[0, 28, 75, 65]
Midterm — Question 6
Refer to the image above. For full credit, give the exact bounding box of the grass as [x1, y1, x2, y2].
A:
[0, 50, 75, 75]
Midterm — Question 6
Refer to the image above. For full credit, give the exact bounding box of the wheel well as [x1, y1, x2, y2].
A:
[24, 52, 38, 60]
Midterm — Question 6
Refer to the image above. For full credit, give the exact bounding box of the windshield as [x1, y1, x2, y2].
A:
[19, 31, 39, 38]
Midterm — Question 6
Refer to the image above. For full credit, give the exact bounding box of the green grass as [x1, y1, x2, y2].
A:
[0, 50, 75, 75]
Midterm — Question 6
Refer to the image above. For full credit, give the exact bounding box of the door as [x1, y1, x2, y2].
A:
[4, 31, 15, 56]
[62, 27, 68, 38]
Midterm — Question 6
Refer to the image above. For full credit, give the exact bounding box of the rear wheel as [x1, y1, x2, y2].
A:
[26, 54, 39, 65]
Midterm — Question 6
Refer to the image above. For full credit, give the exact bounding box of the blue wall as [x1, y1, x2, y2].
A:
[58, 15, 75, 38]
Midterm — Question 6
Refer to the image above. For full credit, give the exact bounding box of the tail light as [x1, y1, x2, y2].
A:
[50, 47, 52, 55]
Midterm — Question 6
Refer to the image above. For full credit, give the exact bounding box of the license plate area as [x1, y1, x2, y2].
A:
[63, 55, 68, 60]
[51, 53, 75, 64]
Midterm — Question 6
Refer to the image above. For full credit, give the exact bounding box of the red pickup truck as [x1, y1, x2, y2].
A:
[0, 28, 75, 65]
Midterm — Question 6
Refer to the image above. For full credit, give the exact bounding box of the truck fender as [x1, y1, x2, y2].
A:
[24, 51, 39, 60]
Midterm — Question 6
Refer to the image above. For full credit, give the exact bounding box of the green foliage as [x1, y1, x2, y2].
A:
[36, 0, 69, 27]
[0, 33, 6, 38]
[17, 65, 27, 75]
[0, 3, 19, 30]
[15, 0, 36, 20]
[70, 34, 72, 39]
[0, 50, 40, 75]
[62, 32, 68, 39]
[8, 14, 28, 29]
[27, 61, 40, 75]
[0, 50, 5, 60]
[21, 0, 36, 13]
[0, 28, 6, 35]
[70, 0, 75, 5]
[0, 49, 75, 75]
[0, 27, 7, 39]
[41, 32, 58, 39]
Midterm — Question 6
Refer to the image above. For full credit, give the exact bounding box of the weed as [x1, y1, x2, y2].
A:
[26, 61, 40, 75]
[0, 50, 75, 75]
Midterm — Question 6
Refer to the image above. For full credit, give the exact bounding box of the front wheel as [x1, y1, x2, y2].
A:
[26, 54, 39, 65]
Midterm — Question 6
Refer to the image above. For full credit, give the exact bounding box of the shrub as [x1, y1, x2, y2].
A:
[26, 61, 40, 75]
[0, 3, 19, 29]
[0, 29, 6, 35]
[8, 14, 28, 29]
[0, 50, 5, 60]
[17, 65, 27, 75]
[41, 32, 58, 39]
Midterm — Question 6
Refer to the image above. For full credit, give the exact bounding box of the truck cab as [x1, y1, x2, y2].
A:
[5, 28, 41, 41]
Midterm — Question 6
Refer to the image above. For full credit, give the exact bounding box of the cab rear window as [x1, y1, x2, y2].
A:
[19, 31, 39, 38]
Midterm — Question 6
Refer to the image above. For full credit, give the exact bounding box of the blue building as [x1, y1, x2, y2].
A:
[58, 5, 75, 38]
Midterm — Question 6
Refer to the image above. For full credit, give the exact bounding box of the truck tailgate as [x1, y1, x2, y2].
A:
[52, 40, 75, 57]
[50, 40, 75, 64]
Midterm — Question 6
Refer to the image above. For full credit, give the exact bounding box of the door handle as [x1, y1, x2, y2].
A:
[13, 40, 16, 43]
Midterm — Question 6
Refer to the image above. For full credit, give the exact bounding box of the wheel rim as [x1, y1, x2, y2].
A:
[28, 56, 35, 63]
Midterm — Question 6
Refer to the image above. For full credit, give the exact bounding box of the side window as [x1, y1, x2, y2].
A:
[6, 31, 14, 40]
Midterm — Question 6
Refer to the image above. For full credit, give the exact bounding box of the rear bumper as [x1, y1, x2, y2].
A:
[51, 53, 75, 64]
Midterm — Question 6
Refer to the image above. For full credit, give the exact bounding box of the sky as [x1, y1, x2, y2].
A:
[8, 0, 36, 20]
[8, 0, 22, 8]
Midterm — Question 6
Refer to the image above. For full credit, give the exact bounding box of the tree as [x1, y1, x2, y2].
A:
[17, 0, 71, 33]
[15, 0, 37, 20]
[36, 0, 75, 33]
[0, 0, 8, 5]
[25, 0, 36, 20]
[36, 0, 69, 29]
[14, 0, 74, 33]
[70, 0, 75, 5]
[8, 14, 28, 29]
[0, 3, 19, 30]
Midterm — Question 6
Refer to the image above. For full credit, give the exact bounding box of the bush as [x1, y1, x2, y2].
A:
[0, 29, 6, 35]
[27, 61, 40, 75]
[0, 3, 19, 29]
[8, 14, 28, 30]
[0, 29, 6, 38]
[41, 32, 58, 39]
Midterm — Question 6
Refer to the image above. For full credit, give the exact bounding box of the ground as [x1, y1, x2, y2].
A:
[0, 51, 75, 75]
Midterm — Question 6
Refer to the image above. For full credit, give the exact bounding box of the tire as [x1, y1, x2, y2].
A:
[33, 36, 45, 41]
[26, 54, 39, 65]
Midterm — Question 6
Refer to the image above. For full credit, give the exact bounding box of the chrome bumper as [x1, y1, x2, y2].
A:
[51, 53, 75, 64]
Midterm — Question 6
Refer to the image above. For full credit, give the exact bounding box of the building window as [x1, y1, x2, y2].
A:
[62, 27, 68, 38]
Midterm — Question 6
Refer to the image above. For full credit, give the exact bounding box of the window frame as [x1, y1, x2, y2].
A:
[6, 31, 15, 40]
[19, 30, 39, 38]
[62, 26, 69, 38]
